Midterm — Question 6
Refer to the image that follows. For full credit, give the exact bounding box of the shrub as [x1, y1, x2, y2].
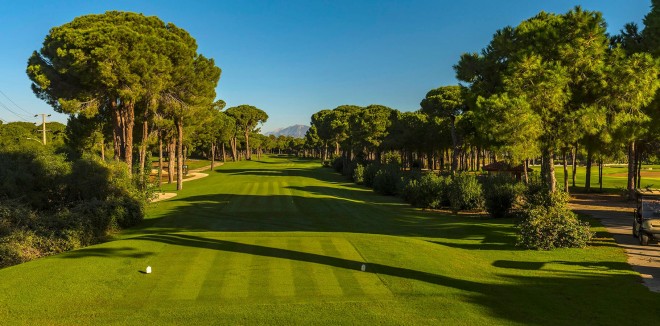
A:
[363, 164, 380, 188]
[399, 173, 450, 209]
[353, 164, 365, 184]
[448, 173, 484, 211]
[482, 174, 525, 218]
[0, 149, 146, 269]
[517, 193, 593, 250]
[373, 164, 401, 196]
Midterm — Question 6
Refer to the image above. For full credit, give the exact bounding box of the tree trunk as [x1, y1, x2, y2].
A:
[222, 142, 226, 162]
[476, 147, 481, 172]
[599, 159, 603, 192]
[628, 141, 636, 199]
[585, 147, 593, 192]
[168, 138, 175, 184]
[158, 135, 163, 188]
[111, 99, 123, 161]
[323, 142, 328, 162]
[563, 150, 569, 194]
[211, 142, 216, 170]
[637, 143, 642, 189]
[548, 149, 556, 193]
[524, 159, 529, 184]
[122, 101, 135, 173]
[230, 137, 237, 161]
[176, 120, 184, 191]
[450, 116, 459, 173]
[100, 138, 105, 161]
[138, 116, 149, 179]
[571, 144, 577, 188]
[244, 128, 251, 160]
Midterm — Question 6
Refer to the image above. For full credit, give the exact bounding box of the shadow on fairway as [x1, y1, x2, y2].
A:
[137, 191, 513, 241]
[134, 232, 657, 326]
[492, 259, 632, 271]
[59, 246, 155, 259]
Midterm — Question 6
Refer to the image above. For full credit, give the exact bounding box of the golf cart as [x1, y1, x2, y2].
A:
[632, 189, 660, 245]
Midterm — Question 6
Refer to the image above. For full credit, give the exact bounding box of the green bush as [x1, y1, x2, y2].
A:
[448, 173, 484, 211]
[0, 148, 146, 269]
[353, 164, 365, 184]
[482, 174, 525, 218]
[373, 164, 401, 196]
[517, 192, 593, 250]
[399, 173, 450, 209]
[363, 164, 380, 188]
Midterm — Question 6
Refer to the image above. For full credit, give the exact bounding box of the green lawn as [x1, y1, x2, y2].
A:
[1, 156, 658, 324]
[551, 164, 660, 193]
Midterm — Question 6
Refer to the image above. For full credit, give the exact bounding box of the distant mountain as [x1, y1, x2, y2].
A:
[264, 124, 310, 138]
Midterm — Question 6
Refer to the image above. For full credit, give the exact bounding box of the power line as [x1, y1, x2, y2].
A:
[0, 89, 33, 116]
[0, 98, 31, 122]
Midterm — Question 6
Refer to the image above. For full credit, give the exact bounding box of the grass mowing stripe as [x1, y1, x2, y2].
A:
[319, 238, 366, 296]
[248, 238, 274, 298]
[170, 246, 218, 301]
[268, 240, 296, 298]
[273, 181, 284, 212]
[287, 238, 318, 298]
[219, 240, 253, 299]
[304, 238, 344, 297]
[333, 238, 393, 297]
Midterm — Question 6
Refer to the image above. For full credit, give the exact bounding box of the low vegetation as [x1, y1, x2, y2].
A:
[0, 148, 146, 268]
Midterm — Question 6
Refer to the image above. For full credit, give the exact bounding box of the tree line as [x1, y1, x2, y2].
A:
[304, 5, 660, 197]
[26, 11, 278, 191]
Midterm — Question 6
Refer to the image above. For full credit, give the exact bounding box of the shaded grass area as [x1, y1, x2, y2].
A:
[0, 156, 658, 324]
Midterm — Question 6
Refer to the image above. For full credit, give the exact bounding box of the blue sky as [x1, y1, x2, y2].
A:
[0, 1, 651, 132]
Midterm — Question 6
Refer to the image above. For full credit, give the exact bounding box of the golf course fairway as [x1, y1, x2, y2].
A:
[0, 155, 658, 325]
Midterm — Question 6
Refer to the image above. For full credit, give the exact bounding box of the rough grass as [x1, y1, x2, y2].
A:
[0, 156, 658, 324]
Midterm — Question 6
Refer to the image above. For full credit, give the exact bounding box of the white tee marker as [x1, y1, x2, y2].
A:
[146, 266, 152, 274]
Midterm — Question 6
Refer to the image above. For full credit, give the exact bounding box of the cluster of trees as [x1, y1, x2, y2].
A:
[27, 11, 224, 190]
[25, 11, 287, 191]
[0, 121, 65, 148]
[305, 5, 660, 198]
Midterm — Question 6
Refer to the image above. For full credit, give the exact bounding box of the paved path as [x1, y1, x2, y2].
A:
[570, 193, 660, 292]
[151, 163, 221, 202]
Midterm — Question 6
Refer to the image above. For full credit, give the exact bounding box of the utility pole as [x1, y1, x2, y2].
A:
[35, 114, 51, 145]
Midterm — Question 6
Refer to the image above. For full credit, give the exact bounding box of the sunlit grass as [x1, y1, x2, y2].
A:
[0, 156, 657, 324]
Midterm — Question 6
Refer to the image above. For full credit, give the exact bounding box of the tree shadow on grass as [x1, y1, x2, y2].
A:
[133, 232, 659, 325]
[58, 247, 154, 259]
[133, 191, 513, 241]
[492, 259, 632, 271]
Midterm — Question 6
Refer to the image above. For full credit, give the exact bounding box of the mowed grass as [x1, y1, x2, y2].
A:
[551, 164, 660, 193]
[1, 155, 659, 324]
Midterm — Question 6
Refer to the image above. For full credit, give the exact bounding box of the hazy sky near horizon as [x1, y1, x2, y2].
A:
[0, 1, 651, 132]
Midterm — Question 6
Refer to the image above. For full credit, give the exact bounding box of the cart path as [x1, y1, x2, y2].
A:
[570, 193, 660, 292]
